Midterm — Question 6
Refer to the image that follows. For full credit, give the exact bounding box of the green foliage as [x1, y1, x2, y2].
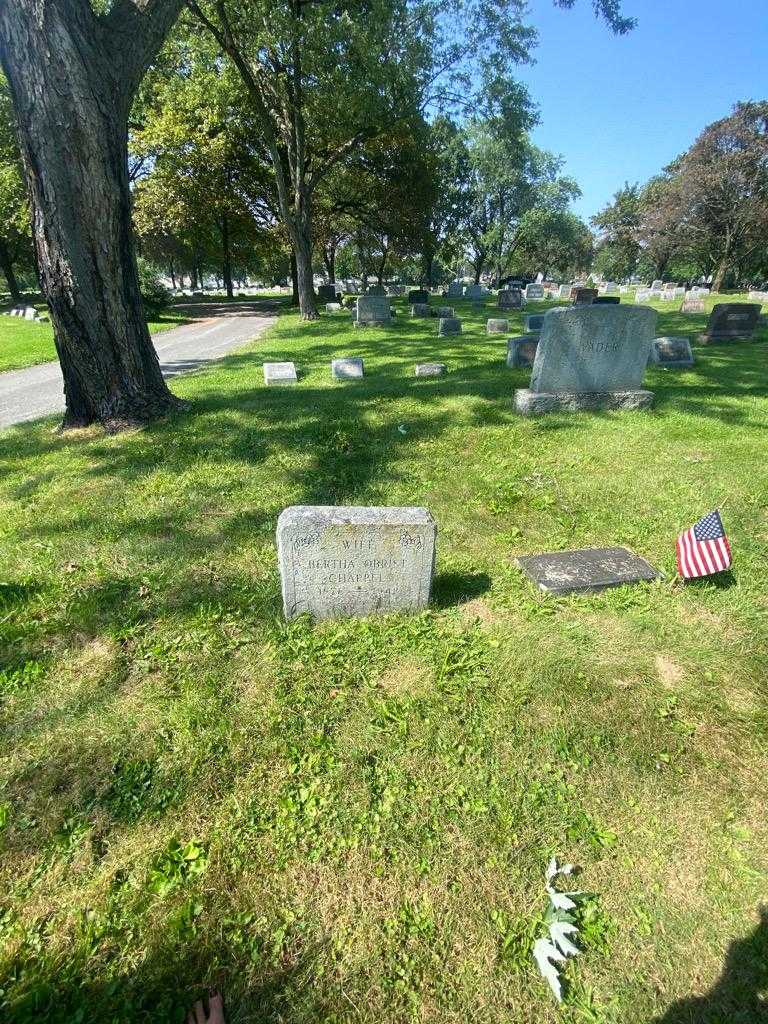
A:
[136, 258, 170, 313]
[148, 839, 209, 898]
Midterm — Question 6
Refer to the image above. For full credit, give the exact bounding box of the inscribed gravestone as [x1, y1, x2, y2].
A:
[649, 337, 694, 368]
[263, 361, 298, 385]
[525, 283, 545, 300]
[438, 317, 462, 336]
[513, 304, 657, 415]
[487, 318, 509, 334]
[498, 288, 522, 310]
[410, 303, 431, 318]
[318, 284, 338, 301]
[571, 288, 597, 305]
[431, 306, 454, 318]
[681, 295, 705, 313]
[408, 289, 429, 304]
[332, 357, 364, 379]
[524, 314, 545, 332]
[415, 363, 446, 377]
[277, 506, 437, 620]
[507, 335, 539, 369]
[558, 284, 573, 299]
[355, 295, 391, 326]
[517, 547, 661, 596]
[700, 303, 760, 343]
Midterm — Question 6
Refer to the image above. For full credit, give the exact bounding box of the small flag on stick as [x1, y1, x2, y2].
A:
[676, 510, 732, 579]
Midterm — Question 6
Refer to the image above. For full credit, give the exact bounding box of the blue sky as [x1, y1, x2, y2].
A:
[515, 0, 768, 223]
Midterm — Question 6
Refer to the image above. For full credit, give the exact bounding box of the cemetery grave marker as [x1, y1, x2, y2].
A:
[355, 295, 391, 326]
[415, 363, 447, 377]
[464, 284, 483, 299]
[332, 357, 364, 379]
[325, 302, 342, 312]
[517, 547, 661, 596]
[431, 306, 454, 318]
[593, 296, 620, 305]
[558, 284, 573, 299]
[525, 283, 545, 300]
[572, 288, 598, 305]
[524, 314, 545, 332]
[681, 295, 705, 313]
[410, 303, 431, 318]
[487, 318, 509, 334]
[649, 337, 695, 368]
[277, 505, 437, 620]
[318, 284, 338, 301]
[447, 281, 464, 298]
[507, 335, 539, 369]
[367, 284, 387, 296]
[408, 289, 429, 304]
[438, 317, 462, 336]
[699, 303, 761, 343]
[513, 304, 657, 415]
[498, 288, 522, 310]
[263, 361, 298, 385]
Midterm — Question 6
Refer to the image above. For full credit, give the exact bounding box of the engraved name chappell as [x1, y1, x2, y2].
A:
[277, 506, 436, 620]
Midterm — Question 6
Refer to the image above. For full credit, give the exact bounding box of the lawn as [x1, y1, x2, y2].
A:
[0, 308, 191, 373]
[0, 293, 767, 1024]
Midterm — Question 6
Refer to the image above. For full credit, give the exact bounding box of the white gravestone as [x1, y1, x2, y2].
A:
[331, 357, 364, 379]
[558, 284, 573, 298]
[415, 362, 446, 377]
[263, 361, 298, 385]
[525, 283, 545, 300]
[277, 506, 437, 620]
[24, 307, 37, 320]
[513, 304, 657, 415]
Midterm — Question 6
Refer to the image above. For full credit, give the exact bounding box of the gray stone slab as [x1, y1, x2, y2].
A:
[649, 336, 695, 368]
[317, 284, 338, 301]
[325, 302, 343, 312]
[415, 362, 446, 377]
[331, 357, 364, 379]
[507, 335, 539, 369]
[699, 303, 760, 342]
[431, 306, 454, 318]
[464, 284, 482, 299]
[517, 546, 661, 595]
[438, 317, 462, 336]
[498, 288, 522, 310]
[571, 288, 598, 305]
[355, 295, 391, 326]
[263, 361, 298, 385]
[410, 303, 431, 318]
[514, 388, 654, 415]
[277, 505, 437, 620]
[447, 282, 464, 297]
[524, 314, 545, 333]
[525, 283, 545, 300]
[558, 285, 573, 298]
[408, 289, 429, 304]
[487, 318, 509, 334]
[593, 296, 620, 305]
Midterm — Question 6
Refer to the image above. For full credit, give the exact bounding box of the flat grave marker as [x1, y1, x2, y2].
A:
[487, 318, 509, 334]
[415, 362, 446, 377]
[517, 546, 662, 596]
[263, 361, 298, 385]
[332, 357, 364, 379]
[649, 336, 695, 368]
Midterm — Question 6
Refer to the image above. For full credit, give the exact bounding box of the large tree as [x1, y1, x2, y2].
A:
[590, 182, 641, 281]
[0, 0, 185, 429]
[0, 76, 31, 302]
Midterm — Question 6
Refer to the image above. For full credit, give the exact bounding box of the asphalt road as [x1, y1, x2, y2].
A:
[0, 300, 277, 431]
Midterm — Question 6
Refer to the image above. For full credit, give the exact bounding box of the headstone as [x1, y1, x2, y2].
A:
[332, 357, 364, 379]
[593, 296, 620, 305]
[571, 288, 598, 305]
[525, 283, 545, 300]
[23, 307, 37, 320]
[410, 303, 431, 318]
[524, 314, 546, 332]
[367, 284, 387, 296]
[355, 295, 391, 326]
[431, 306, 454, 318]
[464, 284, 482, 299]
[277, 505, 437, 620]
[748, 290, 768, 303]
[438, 317, 462, 336]
[517, 547, 661, 596]
[447, 281, 464, 298]
[558, 284, 573, 299]
[415, 362, 446, 377]
[634, 289, 653, 303]
[601, 282, 619, 295]
[513, 304, 657, 416]
[651, 280, 663, 292]
[263, 361, 298, 385]
[325, 302, 342, 312]
[681, 295, 705, 314]
[649, 336, 694, 368]
[498, 288, 522, 310]
[487, 318, 509, 334]
[699, 303, 761, 343]
[507, 335, 539, 369]
[318, 284, 338, 301]
[408, 289, 429, 304]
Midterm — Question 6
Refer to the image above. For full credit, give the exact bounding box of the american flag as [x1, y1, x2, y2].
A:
[676, 510, 732, 579]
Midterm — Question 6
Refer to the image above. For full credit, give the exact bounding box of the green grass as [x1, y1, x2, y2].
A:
[0, 308, 191, 373]
[1, 294, 767, 1023]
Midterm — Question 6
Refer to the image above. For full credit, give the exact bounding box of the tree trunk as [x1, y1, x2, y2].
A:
[0, 0, 184, 430]
[221, 215, 234, 298]
[473, 258, 484, 285]
[423, 253, 434, 289]
[712, 255, 729, 294]
[0, 237, 21, 302]
[290, 250, 300, 306]
[286, 206, 317, 319]
[169, 262, 176, 289]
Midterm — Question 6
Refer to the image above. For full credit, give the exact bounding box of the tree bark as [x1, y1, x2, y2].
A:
[0, 237, 21, 302]
[290, 249, 300, 306]
[291, 214, 317, 317]
[712, 255, 730, 293]
[0, 0, 185, 430]
[221, 214, 234, 298]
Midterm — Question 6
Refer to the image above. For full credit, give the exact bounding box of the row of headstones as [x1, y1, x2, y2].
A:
[263, 359, 448, 384]
[3, 306, 48, 322]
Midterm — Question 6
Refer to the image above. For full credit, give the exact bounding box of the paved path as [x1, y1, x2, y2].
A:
[0, 300, 277, 430]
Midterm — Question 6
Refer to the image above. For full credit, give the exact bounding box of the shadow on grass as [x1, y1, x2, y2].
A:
[655, 906, 768, 1024]
[432, 571, 492, 608]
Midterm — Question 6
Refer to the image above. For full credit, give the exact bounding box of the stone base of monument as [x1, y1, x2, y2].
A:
[698, 332, 751, 344]
[513, 388, 654, 415]
[517, 546, 662, 596]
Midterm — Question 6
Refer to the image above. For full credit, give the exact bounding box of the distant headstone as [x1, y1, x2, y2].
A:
[681, 295, 705, 314]
[415, 362, 446, 377]
[438, 317, 462, 336]
[410, 303, 431, 318]
[699, 303, 761, 343]
[517, 547, 661, 596]
[651, 280, 663, 292]
[431, 306, 454, 318]
[601, 282, 619, 295]
[277, 505, 437, 620]
[23, 307, 37, 320]
[507, 335, 539, 369]
[593, 296, 620, 305]
[464, 284, 482, 299]
[408, 289, 429, 304]
[487, 318, 509, 334]
[649, 337, 694, 368]
[748, 290, 768, 303]
[524, 314, 546, 332]
[634, 289, 653, 302]
[498, 288, 522, 310]
[325, 302, 343, 312]
[513, 304, 657, 416]
[367, 284, 387, 296]
[447, 281, 464, 298]
[318, 284, 338, 301]
[332, 357, 364, 379]
[355, 295, 391, 326]
[525, 283, 545, 300]
[571, 288, 598, 305]
[558, 284, 573, 299]
[263, 361, 298, 385]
